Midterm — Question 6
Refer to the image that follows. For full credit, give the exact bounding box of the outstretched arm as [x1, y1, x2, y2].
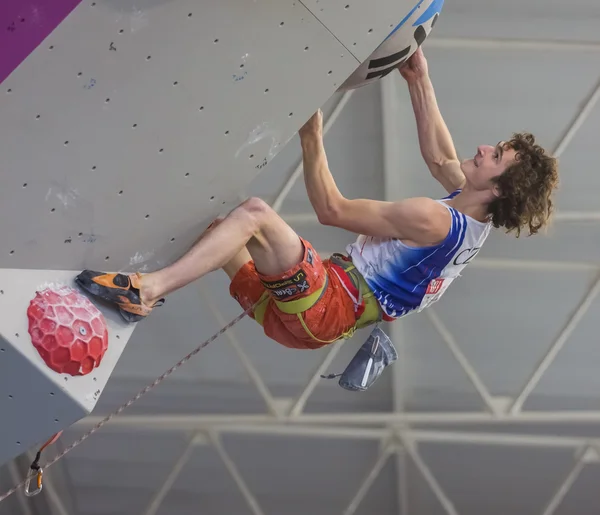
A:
[299, 111, 450, 246]
[399, 48, 465, 193]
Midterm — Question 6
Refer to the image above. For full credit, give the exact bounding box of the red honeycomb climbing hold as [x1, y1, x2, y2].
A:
[27, 286, 109, 376]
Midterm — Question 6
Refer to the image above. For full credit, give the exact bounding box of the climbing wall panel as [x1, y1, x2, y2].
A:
[0, 0, 417, 467]
[0, 0, 415, 273]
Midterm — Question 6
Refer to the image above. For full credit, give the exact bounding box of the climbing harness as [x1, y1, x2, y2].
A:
[0, 304, 254, 503]
[257, 252, 399, 390]
[265, 252, 395, 344]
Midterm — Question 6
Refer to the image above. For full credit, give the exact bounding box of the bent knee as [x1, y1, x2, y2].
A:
[237, 197, 273, 231]
[241, 196, 271, 216]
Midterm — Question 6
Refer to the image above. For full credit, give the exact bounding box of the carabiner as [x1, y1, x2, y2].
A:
[24, 468, 43, 497]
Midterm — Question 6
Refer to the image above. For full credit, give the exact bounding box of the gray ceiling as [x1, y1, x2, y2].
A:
[2, 0, 600, 514]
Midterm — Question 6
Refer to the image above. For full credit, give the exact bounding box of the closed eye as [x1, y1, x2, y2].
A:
[494, 143, 504, 163]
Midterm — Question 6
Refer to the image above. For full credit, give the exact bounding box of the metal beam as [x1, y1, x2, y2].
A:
[314, 254, 599, 273]
[552, 76, 600, 157]
[553, 211, 600, 222]
[465, 258, 598, 273]
[426, 309, 497, 414]
[283, 210, 600, 225]
[381, 70, 410, 515]
[410, 430, 591, 450]
[342, 444, 394, 515]
[270, 91, 354, 213]
[199, 288, 279, 417]
[427, 36, 600, 53]
[76, 409, 600, 430]
[142, 436, 196, 515]
[398, 433, 458, 515]
[210, 424, 389, 441]
[208, 432, 266, 515]
[540, 447, 589, 515]
[509, 273, 600, 414]
[287, 341, 343, 418]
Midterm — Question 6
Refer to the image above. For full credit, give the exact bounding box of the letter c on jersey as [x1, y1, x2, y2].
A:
[453, 247, 481, 266]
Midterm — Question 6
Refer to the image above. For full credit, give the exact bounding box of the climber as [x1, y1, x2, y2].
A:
[76, 48, 559, 391]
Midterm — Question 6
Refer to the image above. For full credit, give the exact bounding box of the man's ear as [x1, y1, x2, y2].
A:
[492, 183, 502, 198]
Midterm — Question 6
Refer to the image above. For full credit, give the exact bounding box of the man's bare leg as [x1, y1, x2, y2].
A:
[139, 197, 304, 305]
[204, 217, 253, 280]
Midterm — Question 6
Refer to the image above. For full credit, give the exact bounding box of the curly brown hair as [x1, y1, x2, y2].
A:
[487, 132, 559, 237]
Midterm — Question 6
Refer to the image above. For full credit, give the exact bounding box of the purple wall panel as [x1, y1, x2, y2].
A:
[0, 0, 83, 84]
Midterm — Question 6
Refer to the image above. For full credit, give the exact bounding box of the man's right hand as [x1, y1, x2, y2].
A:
[398, 47, 429, 82]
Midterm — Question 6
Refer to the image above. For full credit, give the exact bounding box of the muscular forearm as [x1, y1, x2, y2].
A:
[407, 75, 458, 171]
[300, 134, 344, 223]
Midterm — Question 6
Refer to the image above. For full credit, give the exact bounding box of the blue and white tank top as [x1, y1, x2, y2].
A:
[346, 190, 491, 318]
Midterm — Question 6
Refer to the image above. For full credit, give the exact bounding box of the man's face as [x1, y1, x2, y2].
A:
[461, 142, 517, 192]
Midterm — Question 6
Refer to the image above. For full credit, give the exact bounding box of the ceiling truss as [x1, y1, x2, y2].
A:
[6, 34, 600, 515]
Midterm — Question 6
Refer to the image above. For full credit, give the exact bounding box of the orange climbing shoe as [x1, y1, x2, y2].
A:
[75, 270, 164, 323]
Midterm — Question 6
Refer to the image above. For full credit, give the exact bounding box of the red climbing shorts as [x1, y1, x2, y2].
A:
[229, 238, 358, 350]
